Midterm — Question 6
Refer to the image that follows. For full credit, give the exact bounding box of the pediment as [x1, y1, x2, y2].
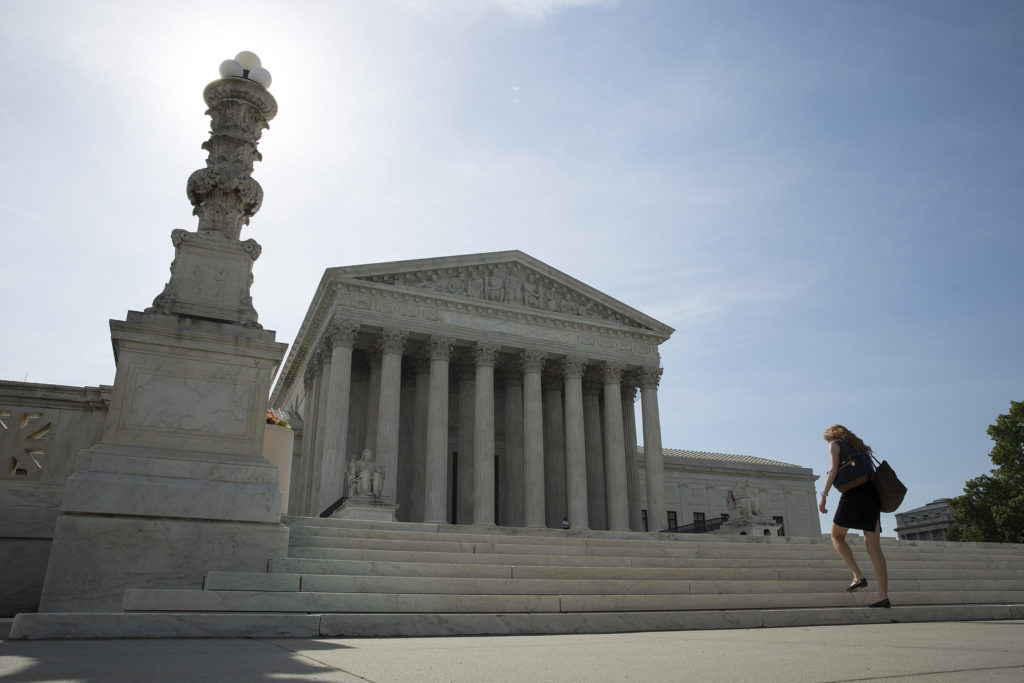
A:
[329, 251, 672, 335]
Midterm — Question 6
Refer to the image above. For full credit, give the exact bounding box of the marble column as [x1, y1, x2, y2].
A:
[639, 366, 667, 532]
[303, 352, 326, 516]
[423, 336, 455, 524]
[295, 364, 317, 515]
[601, 362, 629, 531]
[582, 370, 607, 530]
[309, 346, 333, 515]
[456, 355, 475, 525]
[501, 362, 524, 527]
[363, 349, 381, 455]
[621, 376, 643, 531]
[473, 342, 499, 525]
[395, 368, 416, 522]
[542, 363, 566, 528]
[563, 355, 589, 530]
[315, 322, 359, 515]
[375, 329, 407, 504]
[410, 351, 431, 521]
[522, 349, 547, 528]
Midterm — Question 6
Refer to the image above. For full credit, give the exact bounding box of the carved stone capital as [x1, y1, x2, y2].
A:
[325, 321, 359, 350]
[620, 382, 638, 402]
[203, 77, 278, 127]
[563, 355, 588, 380]
[377, 328, 408, 356]
[602, 362, 625, 386]
[303, 365, 317, 390]
[474, 342, 500, 368]
[638, 366, 663, 390]
[428, 336, 456, 362]
[521, 349, 547, 374]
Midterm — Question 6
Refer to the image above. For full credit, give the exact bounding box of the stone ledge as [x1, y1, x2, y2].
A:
[11, 604, 1024, 640]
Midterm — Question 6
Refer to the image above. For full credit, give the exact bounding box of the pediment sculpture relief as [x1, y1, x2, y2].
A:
[359, 263, 645, 329]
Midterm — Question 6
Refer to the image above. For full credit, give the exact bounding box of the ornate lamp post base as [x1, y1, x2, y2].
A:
[29, 55, 289, 617]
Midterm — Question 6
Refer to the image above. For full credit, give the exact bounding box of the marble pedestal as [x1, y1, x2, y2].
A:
[263, 424, 295, 515]
[39, 514, 288, 612]
[36, 311, 290, 613]
[330, 495, 397, 522]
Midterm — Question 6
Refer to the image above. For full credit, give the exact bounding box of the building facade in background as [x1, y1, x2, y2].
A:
[644, 447, 819, 537]
[895, 499, 955, 541]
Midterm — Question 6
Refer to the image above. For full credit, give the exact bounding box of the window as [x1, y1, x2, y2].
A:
[693, 511, 705, 533]
[667, 511, 677, 529]
[773, 515, 785, 536]
[641, 509, 648, 532]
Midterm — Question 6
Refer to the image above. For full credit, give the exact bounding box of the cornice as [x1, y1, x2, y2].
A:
[327, 280, 664, 357]
[272, 254, 673, 406]
[269, 276, 339, 405]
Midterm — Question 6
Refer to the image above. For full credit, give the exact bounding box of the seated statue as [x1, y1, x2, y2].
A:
[726, 480, 758, 519]
[348, 449, 386, 498]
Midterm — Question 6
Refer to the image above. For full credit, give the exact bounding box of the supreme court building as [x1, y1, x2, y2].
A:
[270, 250, 676, 531]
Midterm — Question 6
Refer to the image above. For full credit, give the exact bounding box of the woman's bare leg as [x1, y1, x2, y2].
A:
[830, 523, 864, 581]
[863, 521, 889, 601]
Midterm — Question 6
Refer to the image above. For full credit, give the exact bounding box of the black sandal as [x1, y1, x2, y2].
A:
[847, 577, 868, 592]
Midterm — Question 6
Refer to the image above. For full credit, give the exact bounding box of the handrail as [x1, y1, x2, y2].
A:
[659, 516, 726, 534]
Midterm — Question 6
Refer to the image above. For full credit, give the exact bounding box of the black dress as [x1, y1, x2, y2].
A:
[834, 481, 881, 532]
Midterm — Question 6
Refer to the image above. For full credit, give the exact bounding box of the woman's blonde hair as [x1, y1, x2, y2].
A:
[823, 424, 873, 456]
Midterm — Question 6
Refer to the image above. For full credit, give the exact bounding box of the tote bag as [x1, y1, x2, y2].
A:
[870, 455, 907, 513]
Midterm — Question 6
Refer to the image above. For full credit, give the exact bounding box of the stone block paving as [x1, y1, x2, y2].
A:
[2, 619, 1024, 682]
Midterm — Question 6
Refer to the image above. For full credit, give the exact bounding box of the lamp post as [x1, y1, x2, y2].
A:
[30, 53, 291, 617]
[149, 51, 277, 326]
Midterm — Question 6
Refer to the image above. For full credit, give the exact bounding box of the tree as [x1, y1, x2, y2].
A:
[949, 400, 1024, 543]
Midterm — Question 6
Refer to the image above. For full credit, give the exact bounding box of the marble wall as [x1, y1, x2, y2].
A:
[638, 450, 821, 536]
[0, 381, 110, 616]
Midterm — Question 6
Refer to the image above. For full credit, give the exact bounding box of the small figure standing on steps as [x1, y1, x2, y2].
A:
[561, 517, 570, 529]
[819, 424, 891, 608]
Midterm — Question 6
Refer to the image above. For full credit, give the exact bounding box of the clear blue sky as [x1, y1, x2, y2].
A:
[2, 0, 1021, 534]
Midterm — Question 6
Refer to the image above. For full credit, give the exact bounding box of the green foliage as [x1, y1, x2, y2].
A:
[949, 401, 1024, 543]
[944, 524, 960, 542]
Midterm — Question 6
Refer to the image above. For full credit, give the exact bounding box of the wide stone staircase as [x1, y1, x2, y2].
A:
[11, 517, 1024, 639]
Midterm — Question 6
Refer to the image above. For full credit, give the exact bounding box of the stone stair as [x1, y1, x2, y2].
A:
[11, 516, 1024, 639]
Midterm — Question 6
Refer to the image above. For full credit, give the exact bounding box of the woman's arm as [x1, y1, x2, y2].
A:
[818, 441, 842, 514]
